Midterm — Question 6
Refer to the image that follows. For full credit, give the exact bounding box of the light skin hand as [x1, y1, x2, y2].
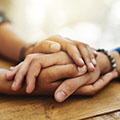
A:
[25, 40, 61, 56]
[46, 35, 98, 72]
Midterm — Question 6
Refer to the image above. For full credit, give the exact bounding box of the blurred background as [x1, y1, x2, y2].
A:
[0, 0, 120, 50]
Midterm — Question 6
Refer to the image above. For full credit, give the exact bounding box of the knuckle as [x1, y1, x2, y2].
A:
[85, 44, 89, 48]
[69, 64, 78, 76]
[26, 54, 32, 58]
[31, 58, 39, 63]
[26, 54, 34, 60]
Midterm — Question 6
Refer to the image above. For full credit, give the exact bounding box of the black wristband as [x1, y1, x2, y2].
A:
[19, 47, 27, 62]
[19, 43, 36, 62]
[97, 49, 117, 71]
[0, 12, 10, 24]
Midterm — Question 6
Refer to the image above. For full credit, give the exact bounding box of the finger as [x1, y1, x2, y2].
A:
[75, 71, 118, 95]
[39, 64, 82, 83]
[46, 35, 85, 66]
[5, 62, 23, 80]
[87, 47, 97, 66]
[37, 64, 86, 94]
[54, 74, 90, 102]
[38, 52, 73, 68]
[78, 45, 95, 72]
[66, 44, 85, 67]
[33, 40, 61, 53]
[26, 60, 41, 94]
[11, 56, 32, 91]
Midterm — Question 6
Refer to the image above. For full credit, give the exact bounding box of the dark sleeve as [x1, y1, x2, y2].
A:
[0, 12, 10, 24]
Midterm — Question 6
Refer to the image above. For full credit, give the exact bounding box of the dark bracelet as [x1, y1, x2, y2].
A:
[19, 43, 36, 62]
[19, 47, 27, 62]
[97, 49, 117, 71]
[0, 12, 10, 24]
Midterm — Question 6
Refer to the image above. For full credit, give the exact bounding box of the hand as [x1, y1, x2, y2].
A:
[0, 64, 85, 95]
[6, 52, 87, 94]
[46, 35, 98, 72]
[25, 40, 61, 55]
[54, 52, 115, 102]
[26, 35, 97, 72]
[75, 71, 118, 95]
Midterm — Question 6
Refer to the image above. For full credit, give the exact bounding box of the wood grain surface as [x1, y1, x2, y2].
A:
[0, 57, 120, 120]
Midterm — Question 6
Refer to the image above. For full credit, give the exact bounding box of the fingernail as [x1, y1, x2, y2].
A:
[79, 58, 84, 65]
[92, 59, 96, 65]
[56, 91, 66, 102]
[77, 65, 87, 72]
[90, 62, 94, 69]
[10, 67, 14, 71]
[50, 43, 61, 51]
[12, 82, 16, 89]
[77, 65, 87, 75]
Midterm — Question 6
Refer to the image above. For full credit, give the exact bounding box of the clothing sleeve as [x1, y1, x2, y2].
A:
[113, 48, 120, 53]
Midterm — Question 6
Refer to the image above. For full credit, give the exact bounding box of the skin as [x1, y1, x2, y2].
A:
[46, 35, 98, 71]
[0, 54, 118, 99]
[54, 51, 120, 102]
[6, 52, 87, 94]
[0, 22, 119, 103]
[0, 23, 61, 62]
[4, 51, 119, 102]
[0, 23, 98, 95]
[0, 23, 97, 71]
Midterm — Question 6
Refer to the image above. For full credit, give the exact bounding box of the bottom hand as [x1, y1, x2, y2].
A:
[75, 71, 118, 95]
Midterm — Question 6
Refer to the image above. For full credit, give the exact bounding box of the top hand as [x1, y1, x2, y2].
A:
[45, 35, 97, 72]
[26, 35, 97, 72]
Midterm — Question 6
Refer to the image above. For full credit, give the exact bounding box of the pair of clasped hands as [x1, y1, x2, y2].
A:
[5, 35, 118, 102]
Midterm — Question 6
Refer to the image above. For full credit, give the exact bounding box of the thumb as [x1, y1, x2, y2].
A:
[33, 40, 61, 53]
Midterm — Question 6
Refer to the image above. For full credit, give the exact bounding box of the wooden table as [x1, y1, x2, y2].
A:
[0, 57, 120, 120]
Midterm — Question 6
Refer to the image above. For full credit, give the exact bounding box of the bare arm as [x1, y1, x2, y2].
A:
[0, 23, 27, 62]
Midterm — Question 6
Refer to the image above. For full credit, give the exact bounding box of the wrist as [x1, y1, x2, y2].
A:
[96, 52, 112, 74]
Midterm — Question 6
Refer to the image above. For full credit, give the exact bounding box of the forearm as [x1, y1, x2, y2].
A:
[0, 23, 27, 62]
[0, 69, 56, 95]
